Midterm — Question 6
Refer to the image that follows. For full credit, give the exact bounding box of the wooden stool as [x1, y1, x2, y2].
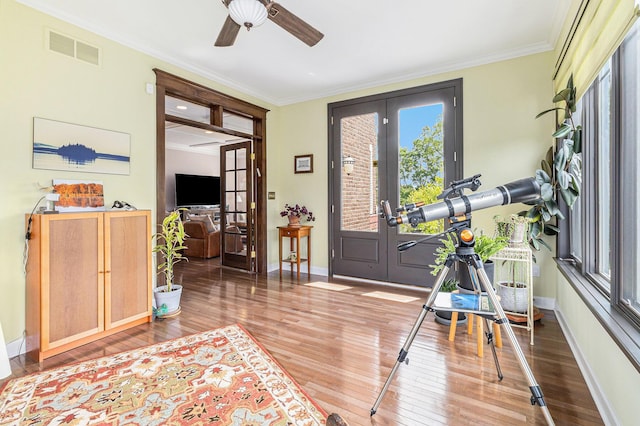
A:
[448, 310, 502, 358]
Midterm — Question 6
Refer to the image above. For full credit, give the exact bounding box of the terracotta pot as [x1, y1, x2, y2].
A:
[288, 215, 301, 226]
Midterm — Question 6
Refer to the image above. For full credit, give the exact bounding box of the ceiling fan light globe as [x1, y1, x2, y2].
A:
[229, 0, 268, 29]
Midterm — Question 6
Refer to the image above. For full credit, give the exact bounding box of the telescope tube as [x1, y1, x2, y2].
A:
[389, 177, 540, 227]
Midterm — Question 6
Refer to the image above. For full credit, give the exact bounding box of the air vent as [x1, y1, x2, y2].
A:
[47, 29, 100, 66]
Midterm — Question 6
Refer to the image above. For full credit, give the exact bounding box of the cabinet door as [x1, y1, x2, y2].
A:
[104, 211, 152, 329]
[42, 213, 104, 351]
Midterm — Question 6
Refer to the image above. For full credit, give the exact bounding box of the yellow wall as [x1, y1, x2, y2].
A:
[269, 52, 557, 292]
[1, 0, 557, 342]
[0, 0, 274, 342]
[556, 272, 640, 425]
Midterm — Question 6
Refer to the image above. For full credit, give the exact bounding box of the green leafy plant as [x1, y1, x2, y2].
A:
[526, 75, 582, 250]
[430, 233, 457, 276]
[439, 278, 459, 293]
[152, 209, 188, 292]
[430, 231, 508, 276]
[474, 233, 509, 262]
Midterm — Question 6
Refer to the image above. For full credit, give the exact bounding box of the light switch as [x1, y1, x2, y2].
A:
[268, 192, 276, 200]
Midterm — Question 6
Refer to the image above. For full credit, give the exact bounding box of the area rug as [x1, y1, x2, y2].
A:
[0, 324, 327, 425]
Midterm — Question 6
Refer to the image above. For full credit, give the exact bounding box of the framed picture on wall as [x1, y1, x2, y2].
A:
[294, 154, 313, 174]
[33, 117, 131, 175]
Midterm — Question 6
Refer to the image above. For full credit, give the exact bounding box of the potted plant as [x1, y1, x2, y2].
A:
[525, 75, 582, 251]
[432, 232, 509, 292]
[280, 203, 316, 226]
[495, 261, 529, 313]
[494, 214, 532, 246]
[152, 209, 188, 316]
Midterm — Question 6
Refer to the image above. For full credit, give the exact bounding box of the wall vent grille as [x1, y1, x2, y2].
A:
[47, 29, 100, 66]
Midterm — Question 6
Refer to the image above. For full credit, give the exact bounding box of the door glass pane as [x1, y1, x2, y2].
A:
[225, 150, 235, 170]
[340, 113, 379, 232]
[398, 103, 444, 235]
[225, 171, 236, 191]
[237, 169, 247, 191]
[236, 148, 246, 170]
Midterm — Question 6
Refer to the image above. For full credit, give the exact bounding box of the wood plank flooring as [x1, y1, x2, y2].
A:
[3, 258, 603, 425]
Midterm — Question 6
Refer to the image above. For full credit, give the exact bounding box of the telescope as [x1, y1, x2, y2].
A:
[372, 175, 556, 426]
[380, 175, 541, 227]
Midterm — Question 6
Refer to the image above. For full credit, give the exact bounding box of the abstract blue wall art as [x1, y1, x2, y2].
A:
[33, 117, 130, 175]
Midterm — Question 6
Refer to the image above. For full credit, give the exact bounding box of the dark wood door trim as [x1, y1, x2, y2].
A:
[153, 69, 269, 273]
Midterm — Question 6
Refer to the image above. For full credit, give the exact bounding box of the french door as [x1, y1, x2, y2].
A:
[220, 141, 254, 271]
[329, 80, 462, 287]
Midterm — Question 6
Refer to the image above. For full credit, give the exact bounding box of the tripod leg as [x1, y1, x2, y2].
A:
[370, 265, 450, 416]
[476, 267, 555, 426]
[483, 316, 504, 380]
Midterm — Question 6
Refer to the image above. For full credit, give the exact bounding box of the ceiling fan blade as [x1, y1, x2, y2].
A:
[266, 2, 324, 46]
[215, 15, 241, 47]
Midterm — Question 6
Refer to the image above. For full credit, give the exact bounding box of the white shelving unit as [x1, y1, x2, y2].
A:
[490, 246, 535, 344]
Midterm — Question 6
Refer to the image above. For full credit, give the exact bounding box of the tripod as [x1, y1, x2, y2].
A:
[370, 218, 555, 425]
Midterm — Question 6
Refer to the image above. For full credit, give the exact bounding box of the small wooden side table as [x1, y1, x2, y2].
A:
[278, 225, 312, 279]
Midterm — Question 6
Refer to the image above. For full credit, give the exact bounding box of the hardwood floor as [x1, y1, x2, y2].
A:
[3, 258, 603, 425]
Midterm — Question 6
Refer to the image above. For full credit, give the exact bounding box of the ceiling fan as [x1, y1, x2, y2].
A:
[215, 0, 324, 47]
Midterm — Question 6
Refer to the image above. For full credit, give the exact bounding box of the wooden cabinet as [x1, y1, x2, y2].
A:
[25, 210, 152, 362]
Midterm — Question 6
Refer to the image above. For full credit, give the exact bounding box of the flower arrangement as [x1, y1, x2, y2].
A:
[280, 203, 315, 222]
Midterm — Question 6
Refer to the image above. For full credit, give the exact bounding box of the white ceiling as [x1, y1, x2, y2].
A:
[18, 0, 572, 106]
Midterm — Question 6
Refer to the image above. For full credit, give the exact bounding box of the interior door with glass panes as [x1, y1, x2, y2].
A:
[330, 82, 460, 287]
[221, 141, 254, 271]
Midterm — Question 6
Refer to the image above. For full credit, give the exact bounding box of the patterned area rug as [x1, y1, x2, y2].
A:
[0, 324, 327, 425]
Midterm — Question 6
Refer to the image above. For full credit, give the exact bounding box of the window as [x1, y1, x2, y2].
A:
[563, 22, 640, 337]
[619, 25, 640, 320]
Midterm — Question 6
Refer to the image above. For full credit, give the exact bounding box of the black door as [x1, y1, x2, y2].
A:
[330, 80, 462, 286]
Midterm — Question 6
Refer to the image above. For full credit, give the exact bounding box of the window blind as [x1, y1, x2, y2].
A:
[554, 0, 640, 97]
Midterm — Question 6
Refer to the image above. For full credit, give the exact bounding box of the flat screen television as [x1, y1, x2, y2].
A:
[175, 173, 220, 208]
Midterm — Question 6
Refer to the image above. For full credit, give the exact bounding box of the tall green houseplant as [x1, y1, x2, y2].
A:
[153, 209, 188, 292]
[526, 75, 582, 250]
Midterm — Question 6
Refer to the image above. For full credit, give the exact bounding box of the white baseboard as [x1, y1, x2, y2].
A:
[554, 308, 618, 426]
[267, 263, 328, 277]
[7, 336, 25, 358]
[532, 296, 556, 310]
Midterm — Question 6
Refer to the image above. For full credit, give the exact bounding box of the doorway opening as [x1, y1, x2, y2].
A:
[154, 70, 269, 273]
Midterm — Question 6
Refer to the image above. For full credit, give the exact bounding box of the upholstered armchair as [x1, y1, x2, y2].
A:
[183, 218, 220, 259]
